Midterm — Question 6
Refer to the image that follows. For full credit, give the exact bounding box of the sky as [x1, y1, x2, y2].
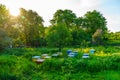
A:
[0, 0, 120, 32]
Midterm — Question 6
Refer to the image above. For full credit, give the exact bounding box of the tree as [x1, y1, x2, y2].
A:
[0, 28, 12, 50]
[69, 16, 91, 46]
[18, 8, 44, 47]
[74, 17, 84, 28]
[47, 23, 72, 51]
[92, 29, 103, 45]
[83, 10, 107, 34]
[0, 28, 6, 49]
[104, 32, 120, 46]
[79, 10, 108, 45]
[0, 4, 10, 28]
[0, 4, 13, 49]
[50, 9, 77, 28]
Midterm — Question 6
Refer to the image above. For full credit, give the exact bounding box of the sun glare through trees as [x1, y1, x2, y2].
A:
[9, 7, 20, 16]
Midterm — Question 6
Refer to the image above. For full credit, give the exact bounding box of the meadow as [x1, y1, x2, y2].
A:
[0, 46, 120, 80]
[0, 2, 120, 80]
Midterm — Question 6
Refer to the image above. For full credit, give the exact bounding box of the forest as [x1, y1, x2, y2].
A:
[0, 4, 120, 49]
[0, 4, 120, 80]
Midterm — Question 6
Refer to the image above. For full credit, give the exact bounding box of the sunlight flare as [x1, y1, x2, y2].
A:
[9, 7, 20, 16]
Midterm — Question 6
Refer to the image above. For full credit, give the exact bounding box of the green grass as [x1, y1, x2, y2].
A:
[0, 46, 120, 80]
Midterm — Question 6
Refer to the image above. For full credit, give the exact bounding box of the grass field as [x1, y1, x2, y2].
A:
[0, 46, 120, 80]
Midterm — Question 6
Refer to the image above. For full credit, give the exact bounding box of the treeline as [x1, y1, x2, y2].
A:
[0, 4, 119, 50]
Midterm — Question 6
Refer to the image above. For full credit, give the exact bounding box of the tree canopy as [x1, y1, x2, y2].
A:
[47, 23, 72, 51]
[83, 10, 107, 34]
[0, 4, 10, 28]
[0, 4, 110, 49]
[18, 8, 44, 47]
[50, 9, 77, 28]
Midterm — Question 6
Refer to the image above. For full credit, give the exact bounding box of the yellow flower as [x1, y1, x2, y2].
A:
[83, 48, 89, 53]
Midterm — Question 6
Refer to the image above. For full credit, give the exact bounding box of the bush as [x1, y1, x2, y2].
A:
[1, 47, 120, 79]
[0, 55, 36, 80]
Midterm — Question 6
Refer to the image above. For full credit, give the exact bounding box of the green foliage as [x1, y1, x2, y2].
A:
[97, 71, 120, 80]
[0, 4, 9, 28]
[0, 55, 36, 80]
[0, 28, 12, 50]
[18, 8, 45, 47]
[0, 4, 11, 49]
[1, 4, 120, 80]
[71, 27, 90, 46]
[47, 23, 72, 51]
[0, 47, 120, 79]
[83, 10, 107, 34]
[105, 32, 120, 46]
[0, 4, 110, 47]
[50, 9, 77, 28]
[92, 29, 103, 45]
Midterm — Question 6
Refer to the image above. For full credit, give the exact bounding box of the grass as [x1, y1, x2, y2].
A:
[0, 46, 120, 80]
